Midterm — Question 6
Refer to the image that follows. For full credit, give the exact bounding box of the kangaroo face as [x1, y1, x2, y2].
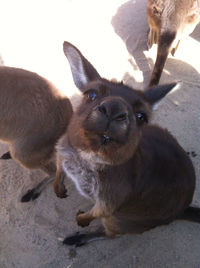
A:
[63, 41, 177, 165]
[67, 80, 151, 165]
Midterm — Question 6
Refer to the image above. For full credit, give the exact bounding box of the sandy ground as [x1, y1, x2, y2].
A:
[0, 0, 200, 267]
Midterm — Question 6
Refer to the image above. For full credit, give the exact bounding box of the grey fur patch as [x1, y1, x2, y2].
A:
[58, 144, 99, 200]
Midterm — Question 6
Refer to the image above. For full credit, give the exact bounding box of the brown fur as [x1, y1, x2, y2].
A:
[147, 0, 200, 87]
[0, 66, 73, 201]
[54, 42, 199, 247]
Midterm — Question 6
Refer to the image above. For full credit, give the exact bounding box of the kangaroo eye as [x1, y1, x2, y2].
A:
[136, 112, 148, 124]
[88, 91, 97, 101]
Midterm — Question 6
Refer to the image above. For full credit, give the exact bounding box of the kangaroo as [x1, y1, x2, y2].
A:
[0, 66, 73, 202]
[54, 41, 199, 247]
[147, 0, 200, 87]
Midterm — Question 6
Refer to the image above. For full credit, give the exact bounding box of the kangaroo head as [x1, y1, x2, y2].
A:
[63, 41, 177, 165]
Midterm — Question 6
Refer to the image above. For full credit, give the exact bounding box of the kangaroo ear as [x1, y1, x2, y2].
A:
[144, 82, 181, 109]
[63, 41, 101, 91]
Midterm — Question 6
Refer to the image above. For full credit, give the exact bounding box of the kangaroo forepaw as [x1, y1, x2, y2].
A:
[54, 184, 68, 199]
[76, 210, 91, 227]
[21, 189, 40, 202]
[77, 210, 85, 216]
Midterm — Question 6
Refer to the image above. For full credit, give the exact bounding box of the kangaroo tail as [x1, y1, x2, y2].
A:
[148, 31, 176, 87]
[178, 206, 200, 223]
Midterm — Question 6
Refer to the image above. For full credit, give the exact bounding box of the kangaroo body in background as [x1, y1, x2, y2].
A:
[147, 0, 200, 87]
[54, 41, 199, 247]
[0, 66, 72, 201]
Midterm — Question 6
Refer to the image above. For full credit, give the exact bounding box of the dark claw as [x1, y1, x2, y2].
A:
[0, 151, 12, 160]
[21, 189, 41, 202]
[63, 232, 87, 247]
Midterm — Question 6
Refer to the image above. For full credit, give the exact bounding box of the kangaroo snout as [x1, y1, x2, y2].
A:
[84, 101, 131, 150]
[96, 99, 129, 145]
[78, 95, 132, 152]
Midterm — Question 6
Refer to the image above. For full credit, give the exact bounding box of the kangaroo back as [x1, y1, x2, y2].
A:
[0, 67, 72, 142]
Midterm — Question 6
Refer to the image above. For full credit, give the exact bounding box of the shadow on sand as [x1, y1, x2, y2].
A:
[111, 0, 151, 88]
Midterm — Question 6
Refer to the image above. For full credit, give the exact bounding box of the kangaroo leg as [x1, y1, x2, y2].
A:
[171, 40, 180, 56]
[148, 31, 176, 87]
[21, 174, 55, 202]
[147, 28, 154, 49]
[147, 27, 158, 49]
[76, 202, 110, 227]
[21, 161, 57, 202]
[10, 140, 58, 202]
[0, 151, 12, 160]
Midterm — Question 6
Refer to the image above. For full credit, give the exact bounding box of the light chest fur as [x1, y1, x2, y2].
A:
[60, 147, 101, 200]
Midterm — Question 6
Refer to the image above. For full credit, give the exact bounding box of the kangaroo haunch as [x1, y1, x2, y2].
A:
[0, 66, 73, 201]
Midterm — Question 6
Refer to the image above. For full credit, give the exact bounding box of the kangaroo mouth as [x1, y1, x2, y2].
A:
[100, 134, 113, 145]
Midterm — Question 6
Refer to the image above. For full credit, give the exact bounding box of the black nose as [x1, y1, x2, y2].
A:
[98, 102, 128, 121]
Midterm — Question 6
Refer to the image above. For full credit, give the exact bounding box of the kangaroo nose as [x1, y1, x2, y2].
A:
[98, 102, 128, 121]
[98, 103, 108, 115]
[113, 112, 128, 121]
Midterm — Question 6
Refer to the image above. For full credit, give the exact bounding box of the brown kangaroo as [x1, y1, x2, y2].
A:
[54, 41, 199, 247]
[0, 66, 72, 201]
[147, 0, 200, 87]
